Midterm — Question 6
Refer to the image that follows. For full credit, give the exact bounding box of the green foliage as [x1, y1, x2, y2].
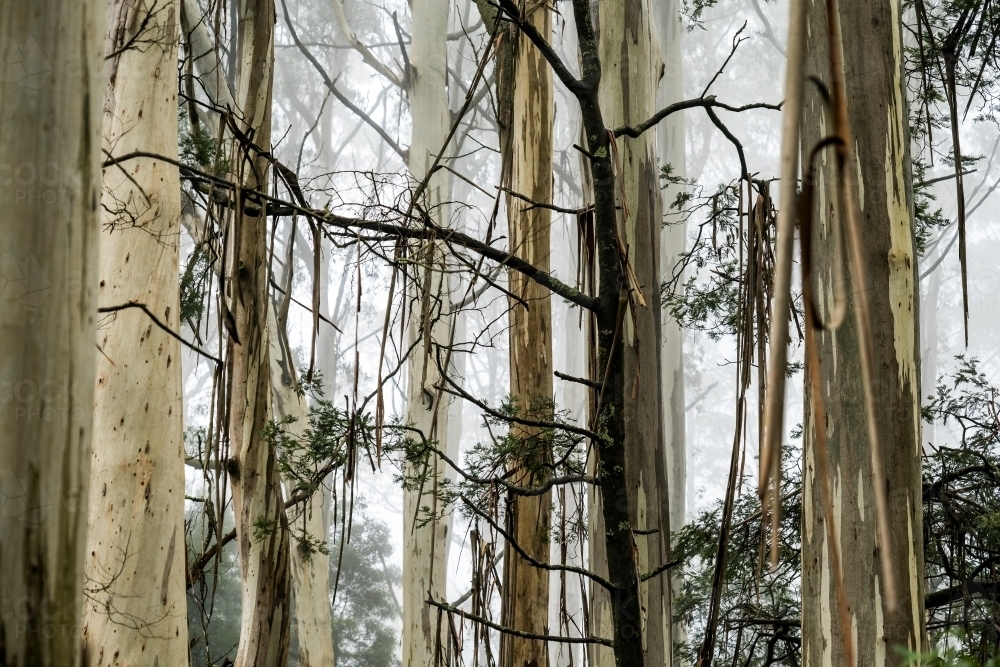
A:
[912, 158, 952, 256]
[267, 384, 373, 554]
[180, 241, 213, 324]
[330, 506, 401, 667]
[179, 107, 230, 175]
[386, 391, 590, 551]
[900, 643, 1000, 667]
[682, 0, 718, 30]
[672, 448, 801, 666]
[662, 183, 745, 339]
[923, 357, 1000, 662]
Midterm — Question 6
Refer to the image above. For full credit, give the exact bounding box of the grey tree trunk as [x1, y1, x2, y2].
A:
[801, 0, 925, 662]
[268, 297, 336, 667]
[0, 1, 103, 665]
[81, 1, 189, 664]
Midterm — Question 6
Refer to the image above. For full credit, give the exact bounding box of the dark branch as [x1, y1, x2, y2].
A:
[426, 598, 613, 646]
[613, 97, 781, 140]
[98, 302, 222, 366]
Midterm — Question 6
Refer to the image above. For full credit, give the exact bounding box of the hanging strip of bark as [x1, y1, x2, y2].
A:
[759, 0, 807, 565]
[945, 55, 970, 347]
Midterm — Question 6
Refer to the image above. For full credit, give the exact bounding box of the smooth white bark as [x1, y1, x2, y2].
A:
[81, 2, 189, 664]
[402, 1, 453, 664]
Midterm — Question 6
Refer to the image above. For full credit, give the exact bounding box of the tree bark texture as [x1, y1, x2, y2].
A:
[500, 3, 555, 667]
[0, 2, 103, 666]
[81, 2, 189, 664]
[801, 0, 925, 663]
[229, 2, 292, 666]
[595, 0, 673, 665]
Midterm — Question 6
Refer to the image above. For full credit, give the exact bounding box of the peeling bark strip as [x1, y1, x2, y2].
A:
[801, 0, 925, 663]
[81, 1, 189, 664]
[402, 0, 454, 665]
[499, 2, 555, 666]
[229, 2, 292, 667]
[0, 2, 103, 666]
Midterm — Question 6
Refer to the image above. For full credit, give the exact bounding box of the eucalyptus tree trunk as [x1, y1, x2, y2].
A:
[596, 0, 673, 665]
[81, 2, 188, 664]
[183, 3, 336, 661]
[268, 299, 336, 667]
[228, 2, 291, 666]
[801, 0, 925, 662]
[0, 2, 103, 665]
[181, 0, 236, 129]
[499, 3, 555, 666]
[655, 0, 687, 550]
[402, 0, 453, 664]
[655, 0, 687, 657]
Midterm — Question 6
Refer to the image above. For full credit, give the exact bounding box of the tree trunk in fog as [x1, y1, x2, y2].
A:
[181, 0, 236, 130]
[655, 0, 687, 558]
[0, 2, 102, 665]
[595, 0, 673, 665]
[655, 0, 687, 657]
[801, 0, 925, 662]
[81, 2, 188, 664]
[402, 0, 452, 664]
[229, 2, 292, 666]
[499, 3, 555, 667]
[268, 300, 336, 667]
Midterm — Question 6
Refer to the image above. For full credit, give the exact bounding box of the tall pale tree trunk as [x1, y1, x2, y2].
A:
[181, 0, 236, 131]
[81, 2, 189, 664]
[655, 0, 686, 549]
[0, 2, 103, 665]
[801, 0, 925, 663]
[655, 0, 686, 658]
[229, 2, 291, 666]
[500, 3, 555, 666]
[402, 0, 452, 664]
[268, 298, 336, 667]
[596, 1, 673, 666]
